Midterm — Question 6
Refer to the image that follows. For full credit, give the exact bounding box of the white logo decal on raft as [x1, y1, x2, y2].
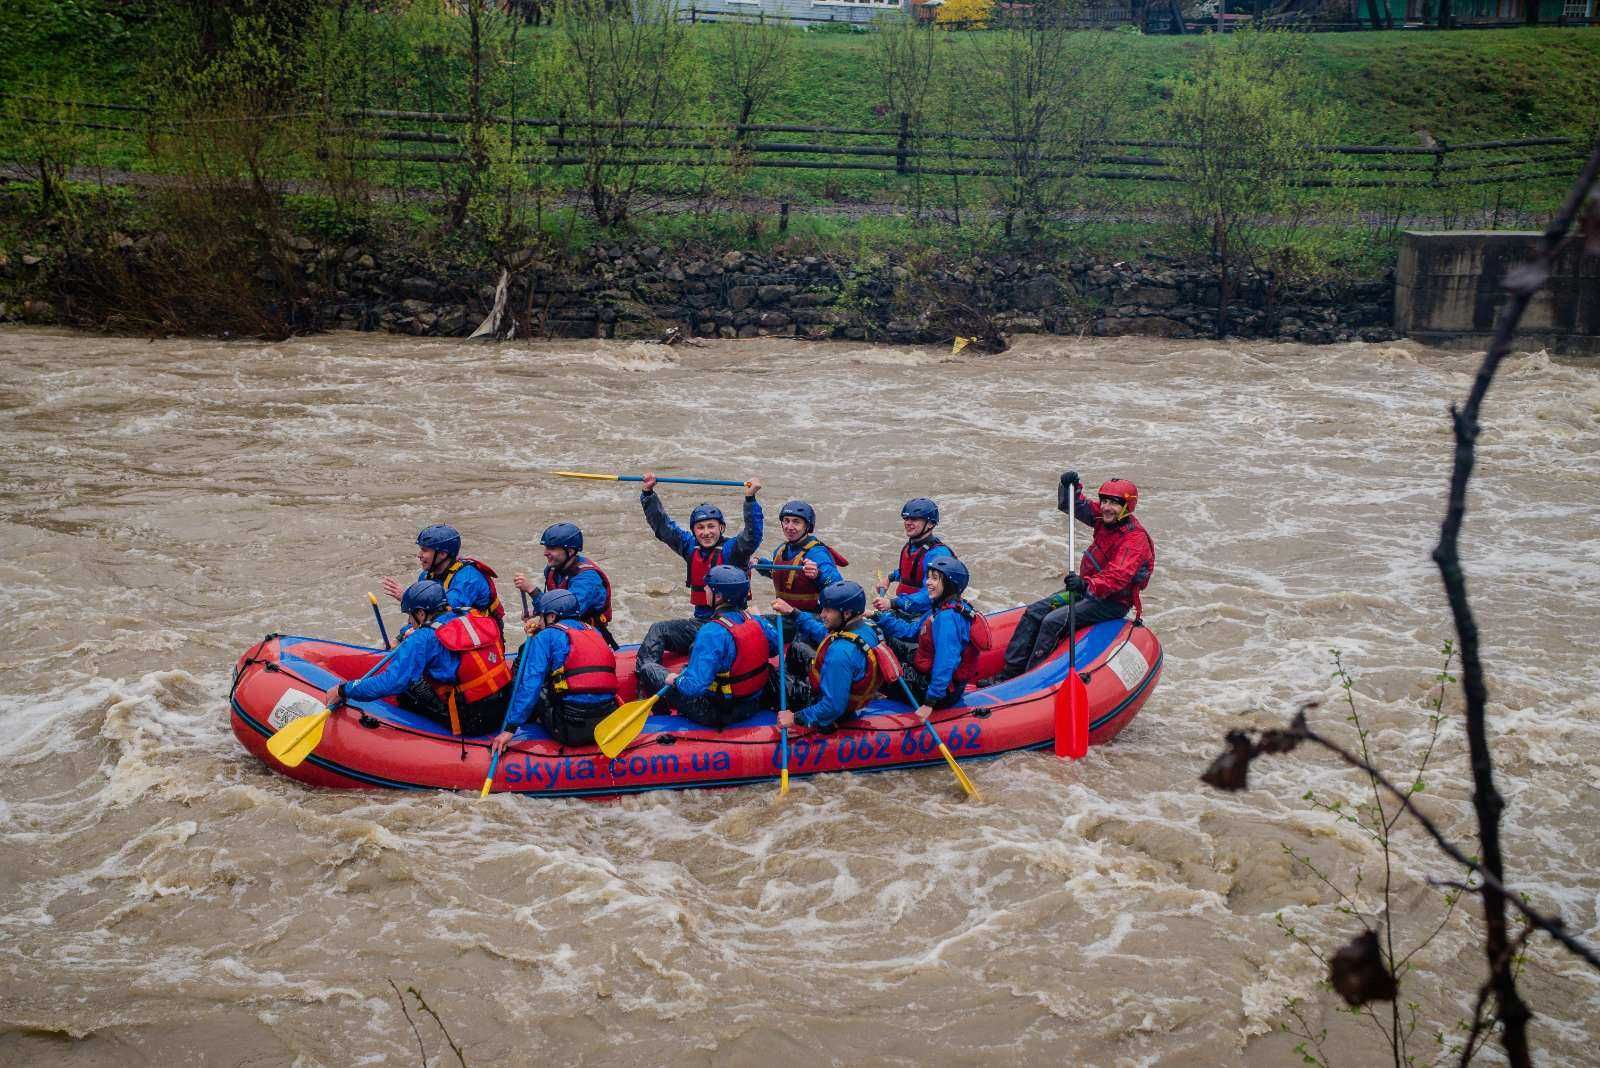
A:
[268, 689, 326, 731]
[1106, 641, 1149, 691]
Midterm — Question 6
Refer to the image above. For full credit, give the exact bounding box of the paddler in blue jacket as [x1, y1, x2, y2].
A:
[325, 580, 512, 736]
[381, 523, 506, 633]
[872, 497, 958, 620]
[756, 498, 845, 664]
[874, 557, 980, 721]
[772, 580, 886, 729]
[638, 565, 780, 729]
[513, 522, 617, 646]
[492, 589, 619, 753]
[636, 472, 764, 678]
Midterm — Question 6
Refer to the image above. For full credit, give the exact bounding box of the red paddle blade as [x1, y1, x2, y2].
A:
[1054, 669, 1090, 759]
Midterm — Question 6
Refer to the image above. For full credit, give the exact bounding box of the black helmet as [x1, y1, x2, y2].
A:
[901, 498, 939, 525]
[540, 522, 583, 551]
[704, 564, 751, 606]
[926, 556, 969, 598]
[779, 500, 816, 532]
[400, 579, 449, 614]
[416, 524, 461, 556]
[818, 580, 867, 617]
[533, 588, 581, 619]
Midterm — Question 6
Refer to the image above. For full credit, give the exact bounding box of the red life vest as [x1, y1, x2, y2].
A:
[771, 535, 849, 611]
[428, 611, 513, 711]
[711, 613, 770, 701]
[1079, 513, 1156, 620]
[685, 541, 730, 609]
[895, 537, 947, 597]
[548, 621, 619, 697]
[544, 557, 614, 626]
[913, 599, 981, 688]
[441, 556, 506, 629]
[807, 622, 883, 716]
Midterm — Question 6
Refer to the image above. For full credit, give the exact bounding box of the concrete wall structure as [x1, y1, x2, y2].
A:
[1394, 230, 1600, 354]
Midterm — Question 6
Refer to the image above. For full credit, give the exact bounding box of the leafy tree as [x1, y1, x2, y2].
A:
[1159, 28, 1346, 336]
[935, 0, 992, 27]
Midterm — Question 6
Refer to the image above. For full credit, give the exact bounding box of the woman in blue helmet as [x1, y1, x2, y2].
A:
[635, 471, 764, 681]
[639, 565, 781, 729]
[875, 557, 982, 721]
[872, 497, 958, 620]
[381, 523, 504, 632]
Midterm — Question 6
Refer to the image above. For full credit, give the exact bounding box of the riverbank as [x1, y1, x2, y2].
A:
[0, 202, 1396, 345]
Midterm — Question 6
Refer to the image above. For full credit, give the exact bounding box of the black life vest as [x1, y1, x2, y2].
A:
[895, 537, 947, 597]
[771, 535, 849, 611]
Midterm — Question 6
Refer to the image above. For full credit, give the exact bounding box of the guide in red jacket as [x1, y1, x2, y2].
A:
[997, 471, 1156, 680]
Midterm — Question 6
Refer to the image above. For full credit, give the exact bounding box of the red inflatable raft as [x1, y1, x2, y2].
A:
[229, 607, 1161, 796]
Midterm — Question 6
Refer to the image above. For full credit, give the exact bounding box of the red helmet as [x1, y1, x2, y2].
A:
[1098, 478, 1138, 515]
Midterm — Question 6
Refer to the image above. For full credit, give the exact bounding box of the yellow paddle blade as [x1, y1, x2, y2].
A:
[478, 776, 494, 799]
[595, 693, 660, 759]
[935, 741, 979, 799]
[952, 336, 971, 355]
[550, 470, 619, 482]
[266, 708, 332, 768]
[780, 768, 789, 795]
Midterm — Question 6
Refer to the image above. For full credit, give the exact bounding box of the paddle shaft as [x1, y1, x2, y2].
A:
[552, 470, 744, 487]
[520, 589, 532, 619]
[479, 749, 501, 798]
[759, 561, 806, 572]
[368, 593, 391, 650]
[895, 678, 977, 797]
[777, 612, 789, 794]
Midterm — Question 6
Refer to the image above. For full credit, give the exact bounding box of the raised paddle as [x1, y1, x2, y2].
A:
[520, 589, 532, 619]
[595, 686, 671, 759]
[777, 612, 789, 796]
[755, 560, 806, 572]
[895, 679, 978, 799]
[1054, 477, 1090, 760]
[368, 591, 391, 649]
[551, 470, 745, 488]
[266, 646, 401, 768]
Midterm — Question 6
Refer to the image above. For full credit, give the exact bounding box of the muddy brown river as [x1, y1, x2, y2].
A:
[1, 327, 1597, 1066]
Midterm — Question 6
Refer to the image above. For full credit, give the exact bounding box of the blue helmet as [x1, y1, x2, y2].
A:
[926, 556, 969, 597]
[779, 500, 816, 532]
[400, 579, 448, 614]
[704, 564, 750, 606]
[901, 498, 939, 525]
[540, 522, 583, 551]
[818, 580, 867, 617]
[689, 503, 726, 528]
[533, 588, 581, 619]
[417, 524, 461, 557]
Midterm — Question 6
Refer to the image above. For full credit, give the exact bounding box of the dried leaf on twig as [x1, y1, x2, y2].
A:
[1329, 929, 1399, 1006]
[1200, 730, 1254, 792]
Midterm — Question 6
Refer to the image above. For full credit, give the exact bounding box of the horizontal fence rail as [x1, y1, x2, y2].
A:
[2, 94, 1583, 193]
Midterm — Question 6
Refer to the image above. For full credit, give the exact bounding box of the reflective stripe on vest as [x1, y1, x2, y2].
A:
[429, 612, 513, 707]
[545, 557, 614, 626]
[441, 556, 505, 628]
[772, 535, 847, 611]
[711, 614, 770, 700]
[807, 622, 883, 716]
[895, 536, 945, 597]
[912, 599, 981, 687]
[549, 621, 620, 696]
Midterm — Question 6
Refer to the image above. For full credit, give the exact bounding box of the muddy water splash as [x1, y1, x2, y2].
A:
[2, 328, 1598, 1065]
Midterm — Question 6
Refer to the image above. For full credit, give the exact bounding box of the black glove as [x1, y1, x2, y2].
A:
[1060, 470, 1080, 488]
[328, 683, 347, 708]
[1064, 573, 1087, 597]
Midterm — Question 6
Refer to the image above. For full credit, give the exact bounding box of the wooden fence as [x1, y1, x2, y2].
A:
[4, 95, 1587, 193]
